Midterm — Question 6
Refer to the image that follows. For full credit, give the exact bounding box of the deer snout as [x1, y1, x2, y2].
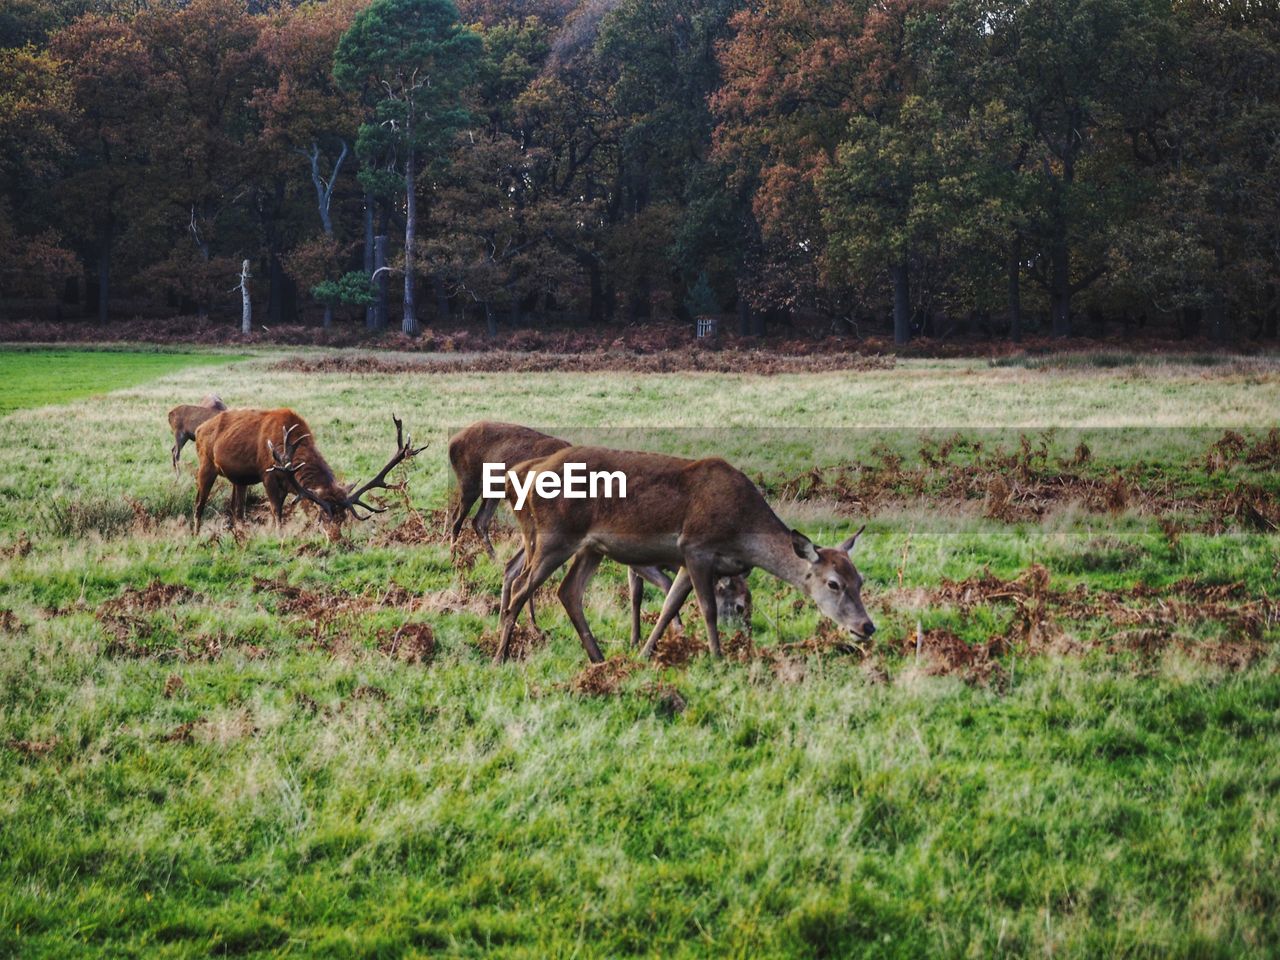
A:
[853, 617, 875, 638]
[734, 600, 746, 615]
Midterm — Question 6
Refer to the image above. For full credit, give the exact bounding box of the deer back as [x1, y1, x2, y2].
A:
[449, 421, 569, 484]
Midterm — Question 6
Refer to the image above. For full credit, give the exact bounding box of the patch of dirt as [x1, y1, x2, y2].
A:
[3, 534, 32, 559]
[377, 622, 436, 664]
[764, 430, 1280, 530]
[100, 581, 197, 616]
[636, 680, 688, 715]
[653, 627, 706, 667]
[475, 624, 545, 662]
[160, 720, 202, 743]
[570, 657, 641, 696]
[903, 628, 1010, 687]
[0, 609, 23, 633]
[925, 565, 1276, 671]
[6, 736, 59, 757]
[162, 675, 185, 698]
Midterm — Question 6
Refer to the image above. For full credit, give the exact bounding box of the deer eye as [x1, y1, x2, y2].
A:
[826, 580, 841, 592]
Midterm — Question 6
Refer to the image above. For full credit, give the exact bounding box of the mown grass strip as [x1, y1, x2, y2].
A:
[0, 348, 247, 415]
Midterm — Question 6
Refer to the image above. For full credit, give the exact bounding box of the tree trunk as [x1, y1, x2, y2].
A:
[322, 304, 333, 330]
[239, 260, 252, 335]
[402, 145, 418, 336]
[373, 234, 388, 331]
[1007, 236, 1022, 342]
[485, 301, 497, 337]
[364, 186, 376, 330]
[891, 260, 911, 345]
[1050, 240, 1071, 337]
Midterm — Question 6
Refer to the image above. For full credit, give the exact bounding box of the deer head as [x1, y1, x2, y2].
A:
[790, 524, 875, 639]
[268, 416, 425, 525]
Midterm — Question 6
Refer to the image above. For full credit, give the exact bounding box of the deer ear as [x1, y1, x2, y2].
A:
[791, 529, 820, 562]
[839, 524, 866, 555]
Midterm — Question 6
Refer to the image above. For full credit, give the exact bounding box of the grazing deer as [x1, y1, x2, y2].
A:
[167, 394, 227, 473]
[448, 421, 569, 557]
[496, 446, 872, 664]
[192, 409, 423, 534]
[452, 420, 750, 641]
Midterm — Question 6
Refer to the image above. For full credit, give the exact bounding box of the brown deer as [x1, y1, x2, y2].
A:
[192, 409, 423, 534]
[495, 446, 873, 664]
[451, 420, 750, 642]
[167, 394, 227, 473]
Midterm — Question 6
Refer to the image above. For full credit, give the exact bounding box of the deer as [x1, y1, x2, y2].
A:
[450, 420, 751, 643]
[167, 394, 228, 473]
[495, 445, 873, 664]
[191, 409, 424, 535]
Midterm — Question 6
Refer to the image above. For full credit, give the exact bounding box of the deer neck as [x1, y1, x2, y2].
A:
[295, 450, 336, 492]
[742, 521, 810, 591]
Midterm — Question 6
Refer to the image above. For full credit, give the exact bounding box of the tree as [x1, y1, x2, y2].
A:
[0, 43, 76, 312]
[52, 14, 155, 324]
[980, 0, 1175, 336]
[255, 0, 366, 329]
[131, 0, 265, 319]
[334, 0, 481, 336]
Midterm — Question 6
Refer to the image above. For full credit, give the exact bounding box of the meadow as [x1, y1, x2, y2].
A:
[1, 347, 1278, 958]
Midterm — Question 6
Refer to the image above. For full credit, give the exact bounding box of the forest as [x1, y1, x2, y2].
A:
[1, 0, 1278, 344]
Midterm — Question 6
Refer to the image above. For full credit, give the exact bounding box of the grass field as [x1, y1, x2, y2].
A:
[0, 347, 246, 416]
[1, 348, 1278, 957]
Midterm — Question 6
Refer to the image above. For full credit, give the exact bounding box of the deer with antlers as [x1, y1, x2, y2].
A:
[191, 409, 423, 534]
[495, 446, 873, 664]
[450, 420, 751, 643]
[167, 394, 228, 473]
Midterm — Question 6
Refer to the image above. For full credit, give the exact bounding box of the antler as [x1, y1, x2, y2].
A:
[343, 415, 426, 519]
[266, 424, 335, 519]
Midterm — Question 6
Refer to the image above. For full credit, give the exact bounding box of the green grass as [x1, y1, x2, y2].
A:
[1, 349, 1278, 957]
[0, 348, 245, 415]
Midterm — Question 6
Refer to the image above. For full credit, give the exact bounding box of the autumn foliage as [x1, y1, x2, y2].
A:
[0, 0, 1277, 344]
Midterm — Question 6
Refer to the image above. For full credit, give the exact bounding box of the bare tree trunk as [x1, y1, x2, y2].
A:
[402, 144, 418, 336]
[239, 259, 252, 335]
[364, 186, 376, 330]
[373, 235, 388, 331]
[322, 304, 333, 330]
[891, 260, 911, 346]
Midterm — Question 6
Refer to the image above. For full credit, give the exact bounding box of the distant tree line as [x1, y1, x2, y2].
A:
[1, 0, 1277, 343]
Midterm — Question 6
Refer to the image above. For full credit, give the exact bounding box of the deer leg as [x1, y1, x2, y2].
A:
[264, 475, 288, 527]
[640, 567, 693, 660]
[193, 462, 218, 535]
[628, 567, 644, 648]
[558, 549, 605, 663]
[449, 479, 481, 552]
[500, 547, 540, 631]
[495, 540, 575, 665]
[171, 431, 184, 474]
[686, 558, 722, 658]
[472, 497, 501, 559]
[227, 484, 244, 530]
[633, 564, 683, 630]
